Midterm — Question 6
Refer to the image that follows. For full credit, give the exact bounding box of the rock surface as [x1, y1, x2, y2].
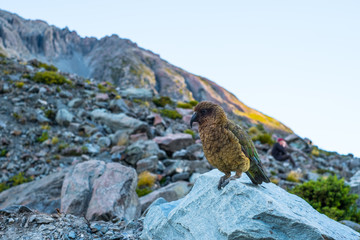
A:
[0, 169, 70, 214]
[142, 170, 360, 240]
[61, 160, 140, 221]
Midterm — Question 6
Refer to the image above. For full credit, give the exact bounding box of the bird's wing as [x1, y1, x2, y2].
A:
[226, 120, 270, 184]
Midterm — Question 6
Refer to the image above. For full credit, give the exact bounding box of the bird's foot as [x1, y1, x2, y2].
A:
[218, 173, 242, 190]
[217, 175, 230, 190]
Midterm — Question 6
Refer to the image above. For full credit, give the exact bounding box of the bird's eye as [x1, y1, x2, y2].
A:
[201, 109, 207, 114]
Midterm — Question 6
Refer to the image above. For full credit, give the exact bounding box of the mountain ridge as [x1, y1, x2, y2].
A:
[0, 9, 292, 134]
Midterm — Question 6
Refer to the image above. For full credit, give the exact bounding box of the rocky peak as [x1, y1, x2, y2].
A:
[0, 9, 292, 134]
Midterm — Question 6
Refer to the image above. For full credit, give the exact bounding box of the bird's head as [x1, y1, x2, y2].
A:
[190, 101, 227, 128]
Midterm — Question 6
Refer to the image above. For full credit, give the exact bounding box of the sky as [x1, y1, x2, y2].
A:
[2, 1, 360, 157]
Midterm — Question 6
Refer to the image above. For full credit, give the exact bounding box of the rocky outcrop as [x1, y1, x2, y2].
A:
[61, 160, 140, 221]
[142, 170, 360, 240]
[0, 9, 292, 133]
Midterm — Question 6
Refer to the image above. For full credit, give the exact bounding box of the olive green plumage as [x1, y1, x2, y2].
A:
[190, 101, 270, 189]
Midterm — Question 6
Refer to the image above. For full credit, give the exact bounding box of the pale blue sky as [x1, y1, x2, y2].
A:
[2, 1, 360, 156]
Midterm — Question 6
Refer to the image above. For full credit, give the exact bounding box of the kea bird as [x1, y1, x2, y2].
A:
[190, 101, 270, 189]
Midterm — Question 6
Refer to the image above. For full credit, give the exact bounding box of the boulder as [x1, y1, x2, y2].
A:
[136, 156, 158, 173]
[109, 98, 130, 113]
[0, 168, 70, 214]
[61, 160, 140, 221]
[142, 170, 360, 240]
[90, 109, 148, 133]
[140, 181, 191, 212]
[119, 88, 153, 100]
[154, 133, 194, 153]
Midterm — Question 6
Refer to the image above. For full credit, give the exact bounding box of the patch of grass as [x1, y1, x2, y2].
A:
[44, 109, 56, 120]
[97, 82, 116, 93]
[137, 171, 157, 188]
[136, 171, 157, 197]
[136, 187, 152, 197]
[33, 71, 71, 85]
[290, 175, 360, 223]
[51, 136, 59, 145]
[30, 60, 58, 71]
[41, 124, 51, 130]
[286, 171, 302, 183]
[189, 100, 198, 106]
[248, 124, 275, 145]
[0, 148, 8, 157]
[160, 109, 182, 119]
[153, 96, 172, 107]
[0, 172, 33, 193]
[15, 81, 25, 88]
[184, 129, 196, 138]
[270, 178, 279, 184]
[37, 131, 49, 143]
[176, 102, 193, 109]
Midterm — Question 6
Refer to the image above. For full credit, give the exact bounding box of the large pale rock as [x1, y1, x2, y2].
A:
[154, 133, 194, 153]
[90, 109, 148, 133]
[119, 88, 153, 100]
[0, 169, 70, 213]
[142, 170, 360, 240]
[61, 160, 140, 221]
[140, 181, 191, 212]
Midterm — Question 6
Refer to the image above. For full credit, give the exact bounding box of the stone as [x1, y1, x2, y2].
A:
[130, 132, 148, 142]
[136, 156, 158, 173]
[142, 170, 360, 240]
[341, 220, 360, 233]
[55, 109, 74, 126]
[95, 93, 109, 101]
[91, 109, 148, 133]
[109, 99, 130, 113]
[171, 172, 190, 182]
[119, 88, 153, 100]
[97, 136, 111, 148]
[154, 133, 194, 153]
[109, 130, 130, 146]
[172, 143, 203, 160]
[68, 98, 83, 108]
[0, 169, 70, 214]
[125, 140, 162, 165]
[61, 160, 140, 221]
[349, 170, 360, 208]
[163, 159, 211, 176]
[139, 181, 191, 213]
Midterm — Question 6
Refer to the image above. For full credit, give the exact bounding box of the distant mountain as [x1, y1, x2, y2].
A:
[0, 9, 292, 134]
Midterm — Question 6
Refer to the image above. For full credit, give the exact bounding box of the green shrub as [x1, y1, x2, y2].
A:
[252, 133, 275, 145]
[290, 175, 360, 223]
[33, 71, 71, 85]
[153, 96, 172, 107]
[286, 171, 302, 182]
[15, 82, 25, 88]
[160, 109, 182, 119]
[37, 131, 49, 143]
[177, 102, 193, 109]
[184, 129, 196, 138]
[189, 100, 199, 106]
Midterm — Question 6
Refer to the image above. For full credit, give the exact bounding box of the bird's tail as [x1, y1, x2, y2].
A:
[246, 158, 270, 185]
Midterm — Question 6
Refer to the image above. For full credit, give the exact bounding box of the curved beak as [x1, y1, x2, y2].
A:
[190, 112, 198, 128]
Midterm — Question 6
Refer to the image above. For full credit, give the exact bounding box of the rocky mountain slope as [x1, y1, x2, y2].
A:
[0, 9, 291, 133]
[0, 53, 359, 239]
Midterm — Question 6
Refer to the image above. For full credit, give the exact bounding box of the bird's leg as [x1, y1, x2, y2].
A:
[218, 171, 242, 190]
[218, 172, 231, 190]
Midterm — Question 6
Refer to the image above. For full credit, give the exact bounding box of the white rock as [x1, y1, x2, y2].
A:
[142, 170, 360, 240]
